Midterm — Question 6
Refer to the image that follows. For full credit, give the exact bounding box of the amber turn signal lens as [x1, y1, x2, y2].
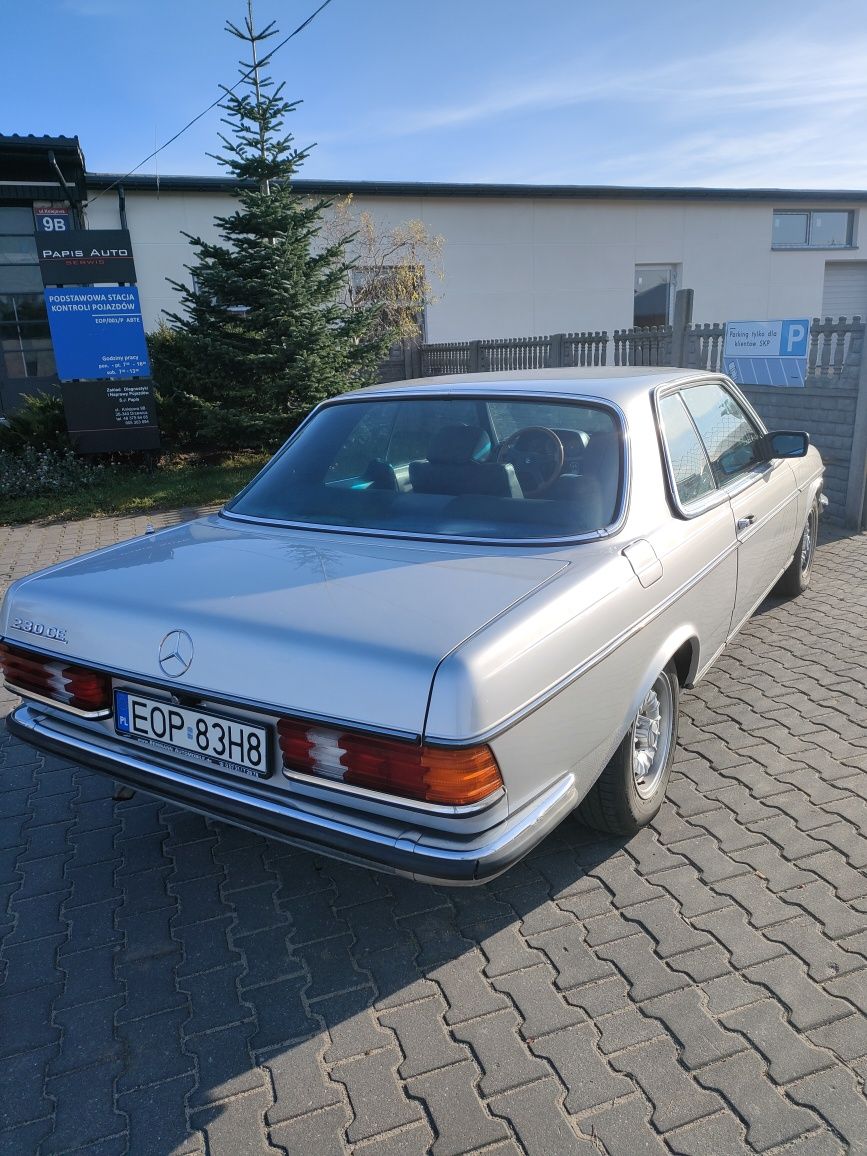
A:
[340, 733, 503, 805]
[421, 744, 505, 805]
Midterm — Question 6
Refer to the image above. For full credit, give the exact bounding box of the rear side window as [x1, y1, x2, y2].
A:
[680, 382, 762, 484]
[658, 393, 716, 506]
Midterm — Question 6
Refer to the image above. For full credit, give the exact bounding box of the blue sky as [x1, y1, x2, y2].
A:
[5, 0, 867, 189]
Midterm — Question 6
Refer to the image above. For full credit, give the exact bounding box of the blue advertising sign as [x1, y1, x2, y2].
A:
[723, 319, 810, 387]
[44, 287, 151, 381]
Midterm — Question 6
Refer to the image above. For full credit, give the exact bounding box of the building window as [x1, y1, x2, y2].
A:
[0, 294, 54, 379]
[0, 207, 36, 236]
[0, 208, 55, 380]
[772, 210, 854, 249]
[634, 265, 678, 328]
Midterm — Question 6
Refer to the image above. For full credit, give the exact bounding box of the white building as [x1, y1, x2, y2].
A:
[3, 132, 867, 413]
[83, 174, 867, 341]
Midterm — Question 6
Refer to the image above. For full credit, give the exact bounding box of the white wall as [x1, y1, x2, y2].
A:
[86, 189, 229, 334]
[85, 184, 867, 341]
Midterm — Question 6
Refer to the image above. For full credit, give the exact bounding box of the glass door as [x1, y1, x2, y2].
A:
[634, 265, 678, 327]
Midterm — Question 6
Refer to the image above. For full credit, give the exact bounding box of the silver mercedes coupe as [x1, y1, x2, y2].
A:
[2, 369, 824, 883]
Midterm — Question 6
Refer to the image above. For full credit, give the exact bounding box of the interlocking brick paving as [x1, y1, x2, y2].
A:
[0, 511, 865, 1155]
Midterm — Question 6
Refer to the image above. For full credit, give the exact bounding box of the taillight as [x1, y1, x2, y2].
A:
[277, 717, 503, 806]
[276, 719, 316, 771]
[0, 643, 111, 713]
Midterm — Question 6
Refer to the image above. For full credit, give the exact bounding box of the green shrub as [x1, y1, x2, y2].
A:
[0, 392, 69, 452]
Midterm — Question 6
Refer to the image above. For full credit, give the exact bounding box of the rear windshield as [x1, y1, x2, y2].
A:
[226, 396, 624, 540]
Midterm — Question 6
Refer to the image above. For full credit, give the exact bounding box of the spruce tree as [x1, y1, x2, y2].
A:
[152, 6, 388, 450]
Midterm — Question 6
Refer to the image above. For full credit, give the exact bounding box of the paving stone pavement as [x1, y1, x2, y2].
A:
[0, 510, 865, 1156]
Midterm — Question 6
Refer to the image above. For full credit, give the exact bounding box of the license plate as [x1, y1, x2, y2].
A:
[114, 690, 270, 780]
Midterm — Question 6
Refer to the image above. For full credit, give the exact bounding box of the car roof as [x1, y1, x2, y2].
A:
[349, 366, 720, 409]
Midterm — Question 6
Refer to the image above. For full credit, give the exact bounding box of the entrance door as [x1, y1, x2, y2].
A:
[634, 265, 678, 327]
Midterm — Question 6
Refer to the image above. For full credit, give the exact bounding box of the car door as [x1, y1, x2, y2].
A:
[679, 380, 799, 635]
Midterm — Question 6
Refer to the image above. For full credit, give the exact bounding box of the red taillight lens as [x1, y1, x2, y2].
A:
[61, 668, 112, 711]
[0, 643, 111, 713]
[277, 716, 503, 806]
[276, 718, 316, 771]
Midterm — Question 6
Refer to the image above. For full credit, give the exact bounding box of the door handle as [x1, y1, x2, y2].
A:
[737, 515, 755, 532]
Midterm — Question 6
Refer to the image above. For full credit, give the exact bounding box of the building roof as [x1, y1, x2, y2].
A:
[0, 133, 82, 148]
[0, 135, 87, 204]
[0, 134, 84, 165]
[84, 172, 867, 203]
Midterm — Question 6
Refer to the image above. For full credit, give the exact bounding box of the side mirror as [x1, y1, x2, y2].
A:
[763, 431, 810, 459]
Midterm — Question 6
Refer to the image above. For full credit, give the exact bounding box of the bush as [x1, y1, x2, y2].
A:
[0, 446, 106, 500]
[0, 392, 69, 452]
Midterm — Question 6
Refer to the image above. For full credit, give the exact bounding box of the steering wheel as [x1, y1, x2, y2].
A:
[496, 426, 565, 497]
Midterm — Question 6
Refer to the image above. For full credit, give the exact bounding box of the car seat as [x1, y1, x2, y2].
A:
[410, 424, 522, 498]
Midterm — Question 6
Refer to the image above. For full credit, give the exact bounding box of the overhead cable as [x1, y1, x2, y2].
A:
[88, 0, 335, 205]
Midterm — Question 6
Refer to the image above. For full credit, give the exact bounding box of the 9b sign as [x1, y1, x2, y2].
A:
[34, 205, 71, 234]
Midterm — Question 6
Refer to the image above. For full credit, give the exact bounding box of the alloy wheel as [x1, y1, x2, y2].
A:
[631, 676, 675, 799]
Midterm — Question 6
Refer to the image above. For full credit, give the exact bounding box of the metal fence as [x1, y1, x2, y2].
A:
[416, 316, 863, 385]
[419, 331, 609, 377]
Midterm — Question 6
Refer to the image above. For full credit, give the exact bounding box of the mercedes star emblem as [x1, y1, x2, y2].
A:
[158, 629, 194, 678]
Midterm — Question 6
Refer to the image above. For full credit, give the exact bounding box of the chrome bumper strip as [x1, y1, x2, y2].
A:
[6, 705, 578, 885]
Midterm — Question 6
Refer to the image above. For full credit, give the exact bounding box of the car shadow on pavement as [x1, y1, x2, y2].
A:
[100, 784, 630, 1152]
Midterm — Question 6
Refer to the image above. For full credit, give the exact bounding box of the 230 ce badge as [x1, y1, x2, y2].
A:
[11, 617, 68, 643]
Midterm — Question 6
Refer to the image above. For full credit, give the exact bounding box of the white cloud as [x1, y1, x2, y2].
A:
[389, 35, 867, 130]
[354, 25, 867, 187]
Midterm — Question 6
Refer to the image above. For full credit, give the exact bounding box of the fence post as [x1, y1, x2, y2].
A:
[403, 337, 421, 379]
[671, 289, 694, 367]
[845, 327, 867, 529]
[548, 333, 564, 367]
[844, 317, 864, 387]
[468, 339, 481, 373]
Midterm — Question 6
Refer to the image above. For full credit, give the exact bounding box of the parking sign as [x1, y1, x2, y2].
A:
[723, 319, 810, 387]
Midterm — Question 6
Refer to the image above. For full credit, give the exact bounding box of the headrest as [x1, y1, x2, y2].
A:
[427, 424, 492, 465]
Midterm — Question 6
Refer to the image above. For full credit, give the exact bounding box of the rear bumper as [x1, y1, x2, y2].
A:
[7, 704, 579, 885]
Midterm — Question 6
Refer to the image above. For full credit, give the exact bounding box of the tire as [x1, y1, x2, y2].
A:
[579, 662, 680, 835]
[774, 497, 819, 598]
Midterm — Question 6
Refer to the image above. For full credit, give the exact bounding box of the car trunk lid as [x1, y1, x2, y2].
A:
[2, 515, 568, 735]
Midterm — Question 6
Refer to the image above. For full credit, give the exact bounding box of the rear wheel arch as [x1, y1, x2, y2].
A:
[579, 660, 680, 835]
[672, 636, 700, 688]
[576, 631, 698, 835]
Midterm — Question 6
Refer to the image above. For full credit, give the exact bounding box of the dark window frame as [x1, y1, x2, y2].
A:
[772, 209, 856, 250]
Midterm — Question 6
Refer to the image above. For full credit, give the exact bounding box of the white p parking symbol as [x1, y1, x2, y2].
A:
[785, 323, 806, 353]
